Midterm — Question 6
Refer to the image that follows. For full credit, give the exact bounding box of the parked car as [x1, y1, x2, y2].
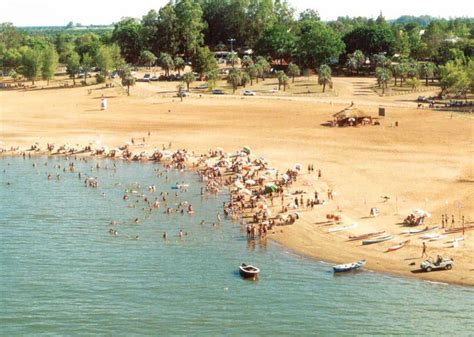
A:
[420, 257, 454, 272]
[243, 90, 256, 96]
[142, 74, 151, 82]
[151, 75, 159, 81]
[212, 89, 225, 95]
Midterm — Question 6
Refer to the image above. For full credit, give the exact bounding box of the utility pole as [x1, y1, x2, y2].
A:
[228, 38, 236, 53]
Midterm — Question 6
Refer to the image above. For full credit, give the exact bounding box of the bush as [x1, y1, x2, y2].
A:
[96, 73, 106, 84]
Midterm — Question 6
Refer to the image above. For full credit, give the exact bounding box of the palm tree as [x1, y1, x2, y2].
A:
[182, 72, 195, 92]
[353, 50, 365, 74]
[241, 72, 250, 88]
[420, 62, 435, 86]
[206, 69, 219, 90]
[375, 67, 392, 94]
[399, 63, 409, 87]
[253, 63, 263, 83]
[120, 65, 136, 96]
[277, 71, 289, 91]
[174, 56, 185, 76]
[247, 64, 258, 86]
[256, 56, 270, 81]
[226, 52, 238, 68]
[287, 63, 300, 83]
[390, 63, 401, 86]
[241, 55, 254, 69]
[346, 56, 358, 75]
[227, 68, 242, 93]
[318, 64, 332, 93]
[159, 52, 174, 77]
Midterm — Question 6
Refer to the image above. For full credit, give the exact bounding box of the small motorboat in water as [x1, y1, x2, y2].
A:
[333, 260, 366, 273]
[239, 263, 260, 279]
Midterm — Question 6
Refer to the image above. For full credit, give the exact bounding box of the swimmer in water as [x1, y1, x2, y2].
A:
[163, 232, 168, 240]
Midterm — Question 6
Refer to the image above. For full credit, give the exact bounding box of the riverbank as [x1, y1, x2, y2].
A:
[1, 82, 473, 286]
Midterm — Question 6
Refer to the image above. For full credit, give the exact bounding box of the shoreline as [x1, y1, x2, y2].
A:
[2, 142, 472, 287]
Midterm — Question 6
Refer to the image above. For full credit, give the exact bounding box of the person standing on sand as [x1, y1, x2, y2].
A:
[451, 215, 455, 227]
[318, 169, 321, 178]
[421, 242, 428, 258]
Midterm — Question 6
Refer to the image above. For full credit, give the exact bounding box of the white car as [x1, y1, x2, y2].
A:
[243, 90, 256, 96]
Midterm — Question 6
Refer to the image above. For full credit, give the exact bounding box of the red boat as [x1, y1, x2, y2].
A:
[386, 240, 410, 252]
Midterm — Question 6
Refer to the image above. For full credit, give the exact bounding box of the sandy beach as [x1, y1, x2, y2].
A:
[1, 76, 473, 286]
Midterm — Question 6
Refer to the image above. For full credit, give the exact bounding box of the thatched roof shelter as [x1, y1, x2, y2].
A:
[333, 106, 370, 121]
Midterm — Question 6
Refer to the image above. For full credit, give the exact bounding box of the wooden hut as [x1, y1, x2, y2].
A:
[332, 106, 373, 127]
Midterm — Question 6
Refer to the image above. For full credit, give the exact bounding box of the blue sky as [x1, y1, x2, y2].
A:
[1, 0, 471, 26]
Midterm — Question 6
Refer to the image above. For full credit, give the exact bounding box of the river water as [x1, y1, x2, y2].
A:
[1, 156, 473, 336]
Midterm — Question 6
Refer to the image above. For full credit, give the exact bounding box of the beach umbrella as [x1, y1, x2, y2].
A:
[240, 188, 252, 196]
[245, 179, 256, 185]
[242, 146, 251, 155]
[264, 183, 277, 194]
[294, 163, 302, 171]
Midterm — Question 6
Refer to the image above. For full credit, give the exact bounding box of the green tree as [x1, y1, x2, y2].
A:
[276, 70, 289, 91]
[41, 45, 58, 85]
[317, 64, 332, 93]
[206, 68, 219, 90]
[406, 77, 420, 90]
[156, 3, 179, 55]
[112, 17, 143, 64]
[159, 52, 174, 77]
[20, 47, 43, 85]
[95, 45, 124, 80]
[343, 24, 396, 56]
[287, 63, 300, 83]
[81, 53, 94, 85]
[241, 71, 250, 88]
[298, 21, 345, 69]
[241, 55, 254, 69]
[121, 65, 136, 96]
[247, 64, 259, 85]
[256, 24, 297, 63]
[191, 46, 217, 79]
[65, 51, 81, 85]
[227, 68, 242, 93]
[256, 56, 270, 81]
[375, 67, 392, 94]
[175, 0, 206, 56]
[174, 56, 185, 75]
[420, 62, 436, 86]
[182, 72, 195, 91]
[139, 50, 157, 68]
[226, 52, 238, 68]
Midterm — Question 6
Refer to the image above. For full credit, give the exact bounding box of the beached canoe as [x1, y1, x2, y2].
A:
[362, 235, 393, 245]
[239, 263, 260, 279]
[401, 226, 439, 235]
[386, 239, 410, 252]
[328, 223, 357, 233]
[420, 233, 443, 240]
[348, 231, 385, 241]
[333, 260, 366, 272]
[428, 235, 447, 241]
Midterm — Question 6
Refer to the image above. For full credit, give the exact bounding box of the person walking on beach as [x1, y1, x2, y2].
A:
[421, 242, 428, 258]
[451, 215, 455, 227]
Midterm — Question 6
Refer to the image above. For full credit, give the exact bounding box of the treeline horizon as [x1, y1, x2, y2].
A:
[0, 0, 472, 98]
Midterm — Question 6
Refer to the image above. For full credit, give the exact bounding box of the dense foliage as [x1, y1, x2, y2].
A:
[0, 2, 472, 97]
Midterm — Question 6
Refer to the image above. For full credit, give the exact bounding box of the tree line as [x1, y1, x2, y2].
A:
[0, 0, 472, 97]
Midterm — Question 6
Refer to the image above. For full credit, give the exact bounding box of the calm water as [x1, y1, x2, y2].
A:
[1, 156, 473, 336]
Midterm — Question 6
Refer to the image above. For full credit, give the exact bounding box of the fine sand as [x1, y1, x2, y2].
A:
[1, 76, 473, 286]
